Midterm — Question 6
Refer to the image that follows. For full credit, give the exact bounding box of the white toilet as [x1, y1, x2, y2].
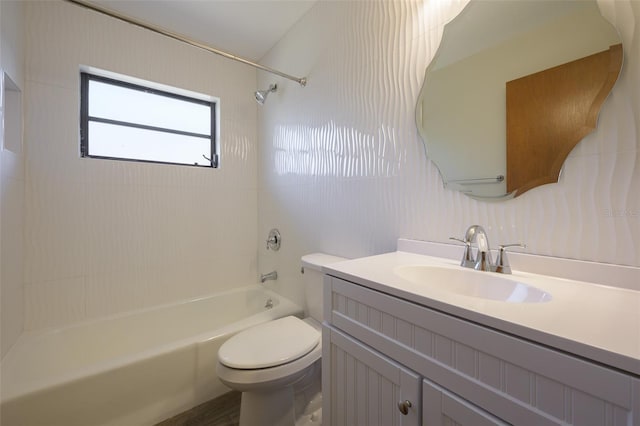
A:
[216, 253, 346, 426]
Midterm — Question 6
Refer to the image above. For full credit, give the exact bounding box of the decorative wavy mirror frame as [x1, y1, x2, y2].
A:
[416, 0, 623, 200]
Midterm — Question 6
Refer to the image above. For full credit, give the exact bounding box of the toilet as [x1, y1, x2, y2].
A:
[216, 253, 346, 426]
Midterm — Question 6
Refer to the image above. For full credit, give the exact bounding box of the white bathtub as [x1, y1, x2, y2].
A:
[0, 285, 303, 426]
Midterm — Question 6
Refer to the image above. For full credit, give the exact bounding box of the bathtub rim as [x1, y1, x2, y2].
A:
[1, 285, 303, 404]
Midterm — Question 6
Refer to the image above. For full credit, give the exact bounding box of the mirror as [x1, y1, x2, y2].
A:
[416, 0, 622, 200]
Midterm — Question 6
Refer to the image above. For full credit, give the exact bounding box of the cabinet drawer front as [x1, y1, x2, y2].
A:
[423, 377, 509, 426]
[326, 276, 639, 426]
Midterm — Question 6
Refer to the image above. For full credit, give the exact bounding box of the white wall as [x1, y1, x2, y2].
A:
[21, 1, 258, 331]
[257, 0, 639, 308]
[7, 0, 639, 335]
[1, 0, 25, 359]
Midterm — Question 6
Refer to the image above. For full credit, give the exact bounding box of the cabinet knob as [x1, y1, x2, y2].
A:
[397, 400, 412, 415]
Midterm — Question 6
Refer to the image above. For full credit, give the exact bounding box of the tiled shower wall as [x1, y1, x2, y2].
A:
[257, 0, 639, 307]
[20, 1, 258, 332]
[5, 0, 639, 342]
[1, 0, 26, 358]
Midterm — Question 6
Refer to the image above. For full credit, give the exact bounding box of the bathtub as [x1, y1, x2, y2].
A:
[0, 285, 303, 426]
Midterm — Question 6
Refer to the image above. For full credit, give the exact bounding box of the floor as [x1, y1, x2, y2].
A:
[155, 364, 322, 426]
[155, 392, 241, 426]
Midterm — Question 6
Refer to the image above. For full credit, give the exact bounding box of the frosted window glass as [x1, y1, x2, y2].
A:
[89, 80, 210, 135]
[89, 122, 211, 166]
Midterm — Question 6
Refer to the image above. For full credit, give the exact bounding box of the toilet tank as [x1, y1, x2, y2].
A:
[301, 253, 347, 321]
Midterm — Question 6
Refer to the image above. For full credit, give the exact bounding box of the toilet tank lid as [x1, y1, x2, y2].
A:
[301, 253, 348, 271]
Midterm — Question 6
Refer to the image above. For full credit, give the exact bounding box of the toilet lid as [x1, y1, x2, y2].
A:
[218, 316, 320, 369]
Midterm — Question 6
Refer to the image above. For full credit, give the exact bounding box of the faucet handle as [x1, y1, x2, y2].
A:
[266, 228, 281, 251]
[494, 243, 526, 274]
[449, 237, 475, 268]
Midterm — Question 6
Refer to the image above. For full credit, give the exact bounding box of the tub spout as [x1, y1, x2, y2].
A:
[260, 271, 277, 283]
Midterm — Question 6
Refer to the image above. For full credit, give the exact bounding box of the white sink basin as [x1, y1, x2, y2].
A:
[394, 265, 552, 303]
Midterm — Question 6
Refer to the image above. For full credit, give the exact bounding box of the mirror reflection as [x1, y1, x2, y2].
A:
[416, 0, 622, 200]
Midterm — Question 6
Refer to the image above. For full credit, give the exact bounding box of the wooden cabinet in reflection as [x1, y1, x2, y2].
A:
[506, 43, 622, 196]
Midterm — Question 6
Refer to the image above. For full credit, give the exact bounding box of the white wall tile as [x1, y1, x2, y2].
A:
[1, 0, 26, 90]
[24, 277, 85, 331]
[15, 0, 639, 332]
[24, 1, 87, 90]
[23, 81, 84, 185]
[24, 179, 85, 284]
[84, 266, 156, 319]
[1, 0, 26, 357]
[1, 175, 25, 356]
[257, 0, 640, 308]
[22, 0, 258, 331]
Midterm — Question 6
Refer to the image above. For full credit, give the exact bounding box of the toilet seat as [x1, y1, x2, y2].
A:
[219, 316, 320, 369]
[216, 318, 322, 391]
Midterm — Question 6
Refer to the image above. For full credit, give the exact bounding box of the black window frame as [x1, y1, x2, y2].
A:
[80, 72, 218, 168]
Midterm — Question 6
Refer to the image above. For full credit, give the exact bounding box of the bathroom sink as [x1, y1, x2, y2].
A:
[394, 265, 552, 303]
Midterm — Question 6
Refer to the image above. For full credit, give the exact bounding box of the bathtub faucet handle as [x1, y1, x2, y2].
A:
[266, 229, 281, 251]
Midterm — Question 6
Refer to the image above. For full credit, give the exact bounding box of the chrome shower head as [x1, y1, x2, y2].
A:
[255, 84, 277, 105]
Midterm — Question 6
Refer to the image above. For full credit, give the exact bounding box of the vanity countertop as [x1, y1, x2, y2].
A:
[324, 249, 640, 377]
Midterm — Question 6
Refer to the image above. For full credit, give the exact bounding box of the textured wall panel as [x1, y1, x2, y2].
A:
[1, 0, 26, 357]
[22, 1, 258, 331]
[1, 160, 26, 356]
[258, 0, 639, 308]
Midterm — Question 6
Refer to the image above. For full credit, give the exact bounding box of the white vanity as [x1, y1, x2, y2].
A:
[321, 239, 640, 426]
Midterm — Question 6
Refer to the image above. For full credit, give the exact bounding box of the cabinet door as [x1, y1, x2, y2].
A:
[322, 326, 420, 426]
[423, 378, 509, 426]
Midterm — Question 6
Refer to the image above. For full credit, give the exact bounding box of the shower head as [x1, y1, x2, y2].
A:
[255, 84, 277, 105]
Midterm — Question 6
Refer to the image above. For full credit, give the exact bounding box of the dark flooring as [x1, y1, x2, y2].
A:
[155, 391, 241, 426]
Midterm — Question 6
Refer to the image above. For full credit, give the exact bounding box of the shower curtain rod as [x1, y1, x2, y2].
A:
[65, 0, 308, 87]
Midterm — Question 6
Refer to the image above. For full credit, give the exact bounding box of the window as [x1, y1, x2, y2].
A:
[80, 72, 217, 167]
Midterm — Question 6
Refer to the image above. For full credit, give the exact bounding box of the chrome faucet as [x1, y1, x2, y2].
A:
[451, 225, 525, 274]
[494, 243, 526, 274]
[467, 225, 493, 271]
[450, 234, 474, 268]
[260, 270, 278, 283]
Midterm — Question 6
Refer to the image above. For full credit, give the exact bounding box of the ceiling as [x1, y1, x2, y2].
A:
[87, 0, 317, 62]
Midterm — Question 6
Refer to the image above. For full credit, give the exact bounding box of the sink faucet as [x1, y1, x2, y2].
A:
[466, 225, 493, 271]
[451, 225, 525, 274]
[260, 270, 278, 283]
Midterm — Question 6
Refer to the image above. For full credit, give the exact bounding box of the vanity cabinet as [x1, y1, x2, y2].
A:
[322, 275, 640, 426]
[423, 377, 508, 426]
[324, 326, 421, 426]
